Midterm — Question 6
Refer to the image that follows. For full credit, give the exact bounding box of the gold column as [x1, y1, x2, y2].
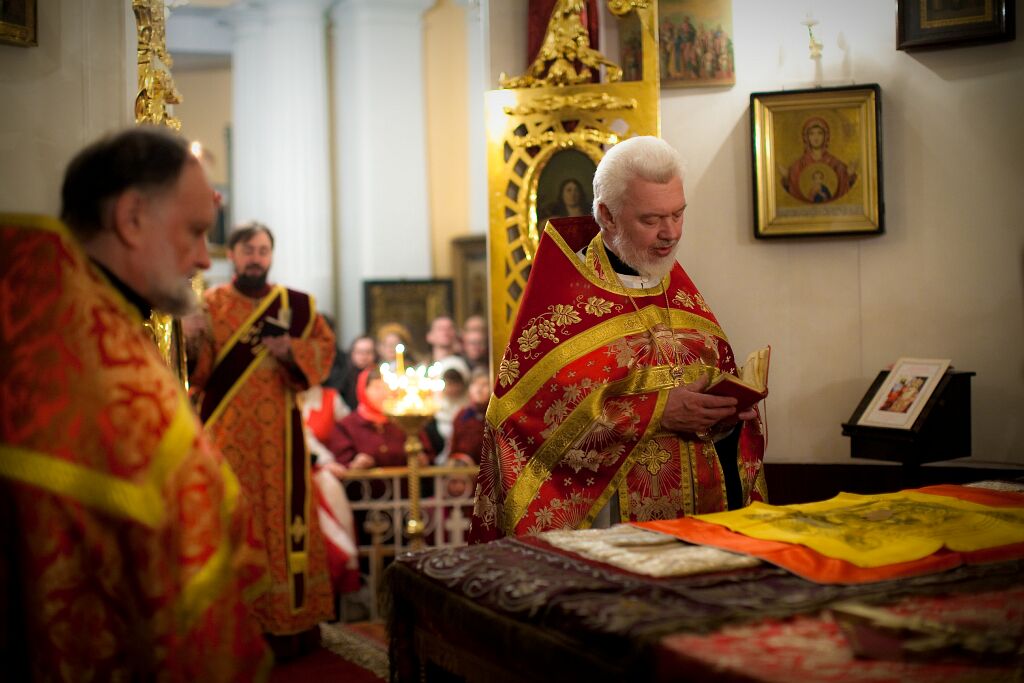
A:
[486, 0, 662, 369]
[133, 0, 188, 383]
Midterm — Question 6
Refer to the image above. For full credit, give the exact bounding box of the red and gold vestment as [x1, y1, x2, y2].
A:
[469, 218, 767, 543]
[190, 282, 336, 635]
[0, 215, 271, 681]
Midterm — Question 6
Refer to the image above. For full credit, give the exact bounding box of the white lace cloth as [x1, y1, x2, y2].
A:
[539, 524, 760, 578]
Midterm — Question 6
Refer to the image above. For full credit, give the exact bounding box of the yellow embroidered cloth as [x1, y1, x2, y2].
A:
[694, 490, 1024, 568]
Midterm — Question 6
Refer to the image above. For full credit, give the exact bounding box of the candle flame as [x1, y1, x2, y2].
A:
[380, 360, 445, 416]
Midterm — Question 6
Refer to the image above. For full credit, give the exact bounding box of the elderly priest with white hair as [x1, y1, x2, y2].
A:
[469, 136, 767, 543]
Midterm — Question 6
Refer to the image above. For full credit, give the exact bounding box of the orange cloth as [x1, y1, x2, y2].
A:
[190, 283, 336, 635]
[636, 485, 1024, 584]
[694, 488, 1024, 566]
[0, 215, 271, 681]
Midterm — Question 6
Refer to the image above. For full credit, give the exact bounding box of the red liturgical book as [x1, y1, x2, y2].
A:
[705, 346, 770, 411]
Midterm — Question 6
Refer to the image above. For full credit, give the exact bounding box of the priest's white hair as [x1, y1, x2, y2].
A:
[592, 136, 687, 230]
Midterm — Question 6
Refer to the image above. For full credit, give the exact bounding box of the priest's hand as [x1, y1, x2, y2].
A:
[181, 310, 209, 340]
[660, 374, 739, 435]
[262, 334, 293, 361]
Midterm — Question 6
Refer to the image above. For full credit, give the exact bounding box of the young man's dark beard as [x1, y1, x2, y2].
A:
[234, 269, 268, 296]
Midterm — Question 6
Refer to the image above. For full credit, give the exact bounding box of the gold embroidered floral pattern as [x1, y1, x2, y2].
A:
[518, 327, 541, 353]
[606, 327, 714, 370]
[563, 448, 605, 473]
[498, 358, 521, 387]
[516, 302, 584, 360]
[579, 295, 619, 317]
[672, 289, 711, 313]
[672, 290, 695, 308]
[528, 490, 593, 533]
[630, 489, 684, 521]
[550, 304, 581, 327]
[540, 378, 600, 437]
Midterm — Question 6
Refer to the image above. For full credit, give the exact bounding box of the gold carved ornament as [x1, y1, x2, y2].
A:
[134, 0, 188, 384]
[486, 0, 661, 372]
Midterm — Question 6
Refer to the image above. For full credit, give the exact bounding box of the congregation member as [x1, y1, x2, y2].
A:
[328, 334, 377, 411]
[469, 136, 767, 543]
[426, 314, 471, 379]
[327, 368, 435, 470]
[187, 221, 336, 658]
[461, 313, 487, 339]
[326, 367, 436, 557]
[460, 326, 490, 373]
[375, 321, 416, 366]
[428, 366, 470, 465]
[0, 126, 269, 680]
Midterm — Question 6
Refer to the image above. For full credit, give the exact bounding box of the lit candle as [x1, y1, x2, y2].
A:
[395, 343, 405, 375]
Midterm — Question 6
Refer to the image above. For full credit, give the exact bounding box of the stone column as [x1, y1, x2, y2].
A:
[330, 0, 434, 343]
[231, 0, 335, 312]
[230, 2, 269, 225]
[455, 0, 489, 235]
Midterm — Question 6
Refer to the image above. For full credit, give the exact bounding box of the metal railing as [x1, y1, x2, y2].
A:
[338, 464, 479, 620]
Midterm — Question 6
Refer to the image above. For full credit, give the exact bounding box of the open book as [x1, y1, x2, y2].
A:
[705, 346, 770, 411]
[261, 309, 292, 337]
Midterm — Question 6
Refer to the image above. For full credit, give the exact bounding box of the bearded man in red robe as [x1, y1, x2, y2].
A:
[0, 127, 270, 680]
[469, 136, 767, 543]
[187, 221, 336, 657]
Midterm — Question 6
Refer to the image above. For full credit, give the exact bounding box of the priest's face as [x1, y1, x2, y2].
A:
[142, 161, 214, 315]
[229, 230, 273, 288]
[600, 175, 686, 282]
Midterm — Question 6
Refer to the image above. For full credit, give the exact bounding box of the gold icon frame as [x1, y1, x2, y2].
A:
[486, 1, 663, 367]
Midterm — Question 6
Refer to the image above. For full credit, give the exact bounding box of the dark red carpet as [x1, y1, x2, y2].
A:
[269, 623, 388, 683]
[269, 646, 385, 683]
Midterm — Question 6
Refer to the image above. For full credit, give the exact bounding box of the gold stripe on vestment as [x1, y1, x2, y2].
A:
[503, 366, 676, 534]
[203, 346, 270, 429]
[176, 460, 241, 630]
[213, 285, 284, 367]
[547, 225, 669, 298]
[0, 393, 196, 528]
[0, 213, 72, 238]
[617, 477, 631, 522]
[582, 389, 670, 527]
[753, 466, 770, 504]
[300, 293, 317, 339]
[285, 384, 297, 612]
[203, 287, 285, 429]
[488, 309, 724, 428]
[680, 439, 696, 515]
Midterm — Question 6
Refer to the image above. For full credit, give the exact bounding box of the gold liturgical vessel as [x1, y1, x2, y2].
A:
[380, 347, 446, 552]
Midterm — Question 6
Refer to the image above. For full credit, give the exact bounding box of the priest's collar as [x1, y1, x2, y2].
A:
[601, 239, 640, 276]
[91, 259, 153, 319]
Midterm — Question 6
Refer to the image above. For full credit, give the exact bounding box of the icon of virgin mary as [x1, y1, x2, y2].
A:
[778, 117, 858, 204]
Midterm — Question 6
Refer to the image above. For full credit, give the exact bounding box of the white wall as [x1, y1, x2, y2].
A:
[661, 1, 1024, 464]
[0, 1, 133, 214]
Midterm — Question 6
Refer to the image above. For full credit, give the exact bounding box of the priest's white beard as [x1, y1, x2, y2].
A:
[152, 277, 199, 317]
[604, 229, 680, 283]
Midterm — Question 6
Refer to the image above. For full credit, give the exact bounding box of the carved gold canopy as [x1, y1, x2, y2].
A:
[487, 0, 661, 366]
[134, 0, 187, 382]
